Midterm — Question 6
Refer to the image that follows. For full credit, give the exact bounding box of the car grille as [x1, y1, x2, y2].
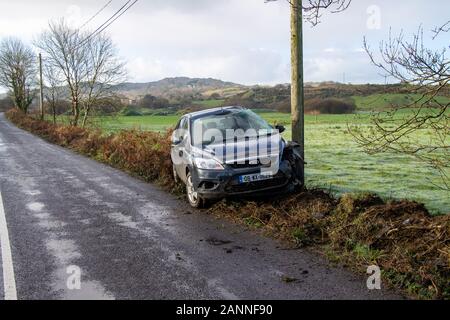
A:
[228, 162, 261, 169]
[227, 159, 271, 169]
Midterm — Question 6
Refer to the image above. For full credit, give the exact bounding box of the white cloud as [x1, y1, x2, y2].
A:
[127, 58, 166, 82]
[127, 48, 287, 85]
[66, 5, 82, 27]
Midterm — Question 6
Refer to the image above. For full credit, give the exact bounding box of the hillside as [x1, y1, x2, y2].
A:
[222, 83, 450, 113]
[6, 77, 449, 115]
[114, 77, 247, 101]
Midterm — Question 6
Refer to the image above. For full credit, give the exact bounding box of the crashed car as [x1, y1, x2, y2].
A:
[171, 106, 304, 208]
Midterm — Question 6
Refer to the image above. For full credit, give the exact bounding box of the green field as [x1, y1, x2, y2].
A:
[352, 93, 450, 111]
[75, 111, 449, 214]
[192, 99, 226, 108]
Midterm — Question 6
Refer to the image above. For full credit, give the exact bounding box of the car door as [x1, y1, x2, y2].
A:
[174, 117, 190, 182]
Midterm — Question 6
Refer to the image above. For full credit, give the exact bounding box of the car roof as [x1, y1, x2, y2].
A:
[185, 106, 245, 120]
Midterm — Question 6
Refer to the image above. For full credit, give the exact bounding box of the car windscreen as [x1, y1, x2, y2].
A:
[191, 109, 273, 145]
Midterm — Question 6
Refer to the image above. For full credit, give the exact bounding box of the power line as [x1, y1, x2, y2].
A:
[78, 0, 132, 45]
[93, 0, 138, 36]
[79, 0, 114, 29]
[76, 0, 138, 48]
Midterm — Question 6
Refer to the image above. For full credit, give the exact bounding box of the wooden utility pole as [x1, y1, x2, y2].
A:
[290, 0, 305, 185]
[38, 53, 44, 120]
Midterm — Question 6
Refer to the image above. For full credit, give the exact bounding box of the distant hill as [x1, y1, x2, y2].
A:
[113, 78, 450, 114]
[5, 77, 449, 115]
[114, 77, 247, 101]
[223, 82, 450, 113]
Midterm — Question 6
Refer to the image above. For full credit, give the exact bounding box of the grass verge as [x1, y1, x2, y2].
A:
[6, 109, 449, 299]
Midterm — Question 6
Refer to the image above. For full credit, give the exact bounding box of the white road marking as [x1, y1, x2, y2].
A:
[0, 191, 18, 300]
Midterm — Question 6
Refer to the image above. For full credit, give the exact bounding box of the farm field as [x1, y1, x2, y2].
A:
[351, 93, 450, 111]
[192, 99, 226, 108]
[67, 110, 449, 214]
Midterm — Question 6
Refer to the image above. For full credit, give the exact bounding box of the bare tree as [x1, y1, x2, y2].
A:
[351, 23, 449, 190]
[35, 19, 89, 126]
[80, 33, 126, 127]
[42, 62, 65, 124]
[0, 38, 36, 113]
[35, 19, 126, 127]
[432, 20, 449, 39]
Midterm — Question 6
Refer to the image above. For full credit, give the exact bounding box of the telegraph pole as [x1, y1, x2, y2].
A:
[290, 0, 305, 185]
[39, 53, 44, 120]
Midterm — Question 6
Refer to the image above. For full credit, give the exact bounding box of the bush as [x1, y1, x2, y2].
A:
[305, 98, 356, 114]
[139, 94, 170, 109]
[5, 109, 176, 191]
[120, 106, 143, 116]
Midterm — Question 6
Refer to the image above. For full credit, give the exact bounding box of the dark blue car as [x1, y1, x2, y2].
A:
[171, 106, 303, 207]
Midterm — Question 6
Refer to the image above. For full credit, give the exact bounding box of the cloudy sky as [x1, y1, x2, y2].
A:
[0, 0, 448, 89]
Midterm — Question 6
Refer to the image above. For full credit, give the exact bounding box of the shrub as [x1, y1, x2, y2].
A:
[5, 109, 175, 191]
[305, 98, 356, 114]
[120, 106, 143, 116]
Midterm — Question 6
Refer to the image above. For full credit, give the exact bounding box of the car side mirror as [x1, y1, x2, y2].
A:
[275, 125, 285, 134]
[172, 136, 182, 145]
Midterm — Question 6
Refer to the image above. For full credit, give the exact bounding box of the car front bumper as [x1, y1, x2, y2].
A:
[190, 160, 294, 199]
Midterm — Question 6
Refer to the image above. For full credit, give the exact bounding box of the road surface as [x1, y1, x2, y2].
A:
[0, 113, 400, 300]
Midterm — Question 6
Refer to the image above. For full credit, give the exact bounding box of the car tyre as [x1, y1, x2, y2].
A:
[186, 172, 207, 208]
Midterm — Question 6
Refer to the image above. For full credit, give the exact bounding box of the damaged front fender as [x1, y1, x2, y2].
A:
[283, 141, 305, 187]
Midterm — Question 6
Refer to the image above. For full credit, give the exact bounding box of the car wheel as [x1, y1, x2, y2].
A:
[172, 164, 179, 183]
[186, 172, 206, 208]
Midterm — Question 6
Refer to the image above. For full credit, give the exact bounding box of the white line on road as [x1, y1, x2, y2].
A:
[0, 190, 17, 300]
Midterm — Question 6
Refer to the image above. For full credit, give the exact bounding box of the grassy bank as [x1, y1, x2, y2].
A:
[6, 109, 449, 299]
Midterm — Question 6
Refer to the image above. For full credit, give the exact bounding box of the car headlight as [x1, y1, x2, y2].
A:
[194, 157, 224, 170]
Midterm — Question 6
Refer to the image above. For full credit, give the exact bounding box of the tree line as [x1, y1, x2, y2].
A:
[0, 19, 125, 127]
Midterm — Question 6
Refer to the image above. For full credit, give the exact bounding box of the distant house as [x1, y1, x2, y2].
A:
[118, 96, 136, 106]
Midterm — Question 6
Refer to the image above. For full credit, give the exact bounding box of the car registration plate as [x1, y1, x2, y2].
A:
[238, 173, 273, 184]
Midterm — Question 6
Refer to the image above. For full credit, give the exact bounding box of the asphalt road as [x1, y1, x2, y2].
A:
[0, 113, 400, 300]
